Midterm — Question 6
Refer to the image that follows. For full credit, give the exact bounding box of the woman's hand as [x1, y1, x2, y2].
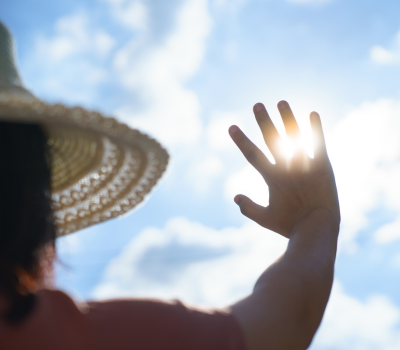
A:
[229, 100, 340, 238]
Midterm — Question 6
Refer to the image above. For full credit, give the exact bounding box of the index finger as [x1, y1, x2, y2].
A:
[278, 101, 307, 160]
[229, 125, 273, 177]
[278, 101, 301, 140]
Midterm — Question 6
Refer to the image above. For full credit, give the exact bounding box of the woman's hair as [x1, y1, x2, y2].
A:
[0, 121, 55, 324]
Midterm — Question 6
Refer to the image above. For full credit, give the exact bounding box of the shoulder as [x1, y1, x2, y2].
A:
[0, 289, 92, 350]
[85, 298, 246, 350]
[40, 288, 85, 310]
[85, 297, 222, 330]
[3, 289, 245, 350]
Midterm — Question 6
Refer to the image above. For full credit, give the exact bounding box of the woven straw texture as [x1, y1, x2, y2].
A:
[0, 22, 169, 236]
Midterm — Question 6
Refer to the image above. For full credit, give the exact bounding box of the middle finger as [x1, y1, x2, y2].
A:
[277, 101, 306, 160]
[277, 100, 301, 140]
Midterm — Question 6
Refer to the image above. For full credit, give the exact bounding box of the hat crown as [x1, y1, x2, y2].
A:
[0, 22, 23, 88]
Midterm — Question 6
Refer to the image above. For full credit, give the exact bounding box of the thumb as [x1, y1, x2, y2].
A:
[234, 194, 266, 225]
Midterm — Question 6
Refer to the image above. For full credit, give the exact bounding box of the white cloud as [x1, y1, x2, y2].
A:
[206, 109, 278, 159]
[27, 12, 115, 104]
[92, 217, 287, 307]
[375, 219, 400, 244]
[186, 154, 225, 193]
[371, 31, 400, 65]
[36, 13, 115, 63]
[312, 283, 400, 350]
[112, 0, 213, 147]
[206, 111, 246, 152]
[327, 99, 400, 250]
[371, 46, 397, 65]
[102, 0, 149, 32]
[37, 13, 88, 63]
[28, 0, 212, 147]
[225, 164, 269, 206]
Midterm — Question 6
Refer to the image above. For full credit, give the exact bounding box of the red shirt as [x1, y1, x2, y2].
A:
[0, 289, 246, 350]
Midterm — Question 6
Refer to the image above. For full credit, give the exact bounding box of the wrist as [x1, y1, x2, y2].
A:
[290, 208, 340, 240]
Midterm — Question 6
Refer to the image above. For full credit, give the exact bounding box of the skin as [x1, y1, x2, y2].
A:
[228, 101, 340, 350]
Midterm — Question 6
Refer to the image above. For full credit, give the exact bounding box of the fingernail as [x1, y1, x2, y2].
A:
[229, 125, 239, 134]
[254, 103, 263, 113]
[278, 101, 288, 110]
[234, 196, 240, 205]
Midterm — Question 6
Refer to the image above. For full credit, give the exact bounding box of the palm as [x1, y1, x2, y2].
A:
[229, 101, 340, 238]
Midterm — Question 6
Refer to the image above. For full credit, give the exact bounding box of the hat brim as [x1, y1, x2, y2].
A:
[0, 94, 169, 236]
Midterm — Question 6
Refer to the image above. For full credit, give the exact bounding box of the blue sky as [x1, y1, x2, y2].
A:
[3, 0, 400, 348]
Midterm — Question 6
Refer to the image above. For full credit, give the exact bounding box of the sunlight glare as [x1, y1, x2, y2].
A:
[276, 133, 313, 160]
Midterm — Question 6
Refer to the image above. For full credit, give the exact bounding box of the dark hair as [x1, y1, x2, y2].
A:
[0, 122, 55, 324]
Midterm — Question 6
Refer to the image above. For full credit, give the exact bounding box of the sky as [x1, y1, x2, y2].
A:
[2, 0, 400, 348]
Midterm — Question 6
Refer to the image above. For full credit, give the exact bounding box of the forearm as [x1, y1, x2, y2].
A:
[231, 209, 339, 350]
[256, 208, 338, 293]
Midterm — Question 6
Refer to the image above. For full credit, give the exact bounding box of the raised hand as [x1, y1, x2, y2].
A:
[229, 100, 340, 238]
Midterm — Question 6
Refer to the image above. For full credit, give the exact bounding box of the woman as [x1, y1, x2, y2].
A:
[0, 21, 340, 350]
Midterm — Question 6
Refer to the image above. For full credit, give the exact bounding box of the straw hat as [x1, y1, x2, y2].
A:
[0, 21, 169, 236]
